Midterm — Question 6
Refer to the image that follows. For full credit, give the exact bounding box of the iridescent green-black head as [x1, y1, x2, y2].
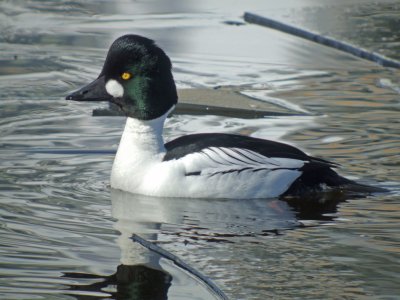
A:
[66, 35, 178, 120]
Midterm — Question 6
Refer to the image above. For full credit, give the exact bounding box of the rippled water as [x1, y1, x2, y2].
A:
[1, 1, 400, 299]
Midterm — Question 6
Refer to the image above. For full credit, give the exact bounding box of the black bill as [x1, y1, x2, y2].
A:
[66, 76, 111, 101]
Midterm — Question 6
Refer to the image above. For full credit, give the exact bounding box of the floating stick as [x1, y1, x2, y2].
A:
[244, 12, 400, 69]
[131, 234, 229, 300]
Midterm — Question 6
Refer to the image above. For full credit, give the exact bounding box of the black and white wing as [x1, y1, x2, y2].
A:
[163, 133, 384, 197]
[164, 133, 334, 173]
[163, 133, 351, 197]
[178, 146, 306, 177]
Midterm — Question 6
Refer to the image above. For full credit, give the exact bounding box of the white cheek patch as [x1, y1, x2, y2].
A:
[105, 79, 124, 97]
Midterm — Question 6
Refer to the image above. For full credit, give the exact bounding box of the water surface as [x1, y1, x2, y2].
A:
[1, 1, 399, 299]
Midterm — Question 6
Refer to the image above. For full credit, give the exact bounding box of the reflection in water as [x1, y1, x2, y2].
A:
[111, 189, 298, 239]
[61, 188, 372, 299]
[64, 265, 171, 300]
[284, 190, 363, 221]
[1, 1, 399, 299]
[112, 188, 375, 240]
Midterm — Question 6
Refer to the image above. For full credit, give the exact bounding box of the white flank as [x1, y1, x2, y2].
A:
[178, 147, 303, 198]
[105, 79, 124, 98]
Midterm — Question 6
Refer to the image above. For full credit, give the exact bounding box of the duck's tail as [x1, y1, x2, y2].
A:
[339, 181, 388, 194]
[284, 166, 388, 196]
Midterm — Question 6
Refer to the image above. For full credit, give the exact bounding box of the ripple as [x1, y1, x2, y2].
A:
[1, 1, 400, 299]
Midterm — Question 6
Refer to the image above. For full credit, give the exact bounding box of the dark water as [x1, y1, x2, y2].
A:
[1, 1, 400, 299]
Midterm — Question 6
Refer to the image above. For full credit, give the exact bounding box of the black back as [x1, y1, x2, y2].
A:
[164, 133, 333, 166]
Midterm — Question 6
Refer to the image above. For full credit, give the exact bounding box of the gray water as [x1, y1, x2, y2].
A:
[1, 1, 400, 299]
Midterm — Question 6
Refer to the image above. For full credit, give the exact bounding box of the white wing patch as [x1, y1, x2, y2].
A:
[181, 147, 305, 176]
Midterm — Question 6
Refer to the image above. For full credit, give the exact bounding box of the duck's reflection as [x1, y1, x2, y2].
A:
[64, 264, 171, 299]
[111, 188, 356, 243]
[63, 189, 357, 299]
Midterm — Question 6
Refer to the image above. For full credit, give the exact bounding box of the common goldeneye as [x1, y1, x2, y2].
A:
[66, 34, 384, 199]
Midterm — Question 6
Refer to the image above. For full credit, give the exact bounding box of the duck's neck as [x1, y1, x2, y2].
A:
[117, 110, 171, 159]
[111, 107, 173, 191]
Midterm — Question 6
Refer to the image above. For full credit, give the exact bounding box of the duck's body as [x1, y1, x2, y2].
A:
[110, 111, 365, 199]
[67, 34, 384, 199]
[111, 113, 305, 198]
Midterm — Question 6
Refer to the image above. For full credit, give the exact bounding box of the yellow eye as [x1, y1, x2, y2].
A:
[121, 72, 132, 80]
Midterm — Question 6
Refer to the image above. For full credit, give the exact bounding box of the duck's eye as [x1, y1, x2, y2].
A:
[121, 72, 132, 80]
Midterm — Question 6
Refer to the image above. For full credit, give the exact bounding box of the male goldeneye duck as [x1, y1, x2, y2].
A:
[66, 34, 384, 199]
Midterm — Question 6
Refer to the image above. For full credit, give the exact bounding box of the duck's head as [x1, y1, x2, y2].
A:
[66, 35, 177, 120]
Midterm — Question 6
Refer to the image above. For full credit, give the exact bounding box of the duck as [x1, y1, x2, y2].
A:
[66, 34, 385, 199]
